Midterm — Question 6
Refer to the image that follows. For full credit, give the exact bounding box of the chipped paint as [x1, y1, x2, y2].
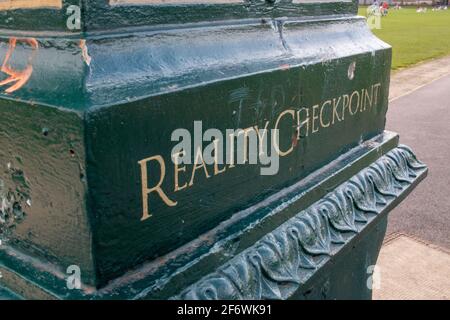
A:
[0, 38, 38, 94]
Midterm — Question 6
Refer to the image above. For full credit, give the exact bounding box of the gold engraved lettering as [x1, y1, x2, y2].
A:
[189, 147, 211, 186]
[296, 107, 310, 139]
[138, 155, 177, 221]
[213, 139, 227, 175]
[137, 83, 385, 221]
[332, 96, 342, 124]
[173, 151, 188, 192]
[273, 109, 295, 156]
[349, 90, 360, 116]
[311, 104, 320, 133]
[320, 100, 332, 128]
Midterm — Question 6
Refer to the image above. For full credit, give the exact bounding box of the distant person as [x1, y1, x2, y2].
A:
[381, 1, 389, 16]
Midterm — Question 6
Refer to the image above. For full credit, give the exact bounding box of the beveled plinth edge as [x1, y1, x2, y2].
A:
[0, 135, 427, 300]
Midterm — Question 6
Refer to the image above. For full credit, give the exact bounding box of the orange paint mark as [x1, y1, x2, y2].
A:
[0, 37, 38, 94]
[79, 40, 91, 66]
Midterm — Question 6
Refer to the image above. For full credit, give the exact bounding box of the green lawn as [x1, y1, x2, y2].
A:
[358, 7, 450, 70]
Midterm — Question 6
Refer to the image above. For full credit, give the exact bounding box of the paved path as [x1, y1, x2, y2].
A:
[386, 72, 450, 250]
[373, 234, 450, 300]
[389, 55, 450, 101]
[375, 59, 450, 300]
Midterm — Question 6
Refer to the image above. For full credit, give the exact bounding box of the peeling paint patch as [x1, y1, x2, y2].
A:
[0, 164, 31, 240]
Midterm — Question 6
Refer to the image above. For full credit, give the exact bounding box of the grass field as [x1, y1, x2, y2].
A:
[358, 7, 450, 70]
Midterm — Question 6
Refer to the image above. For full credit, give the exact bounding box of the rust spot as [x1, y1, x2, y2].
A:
[292, 130, 298, 148]
[0, 37, 38, 94]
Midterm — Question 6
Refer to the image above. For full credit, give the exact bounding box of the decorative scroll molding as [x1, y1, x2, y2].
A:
[174, 145, 427, 300]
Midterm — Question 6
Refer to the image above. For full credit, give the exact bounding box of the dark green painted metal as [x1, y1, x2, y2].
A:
[0, 0, 357, 32]
[0, 0, 426, 299]
[0, 132, 428, 299]
[85, 53, 390, 284]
